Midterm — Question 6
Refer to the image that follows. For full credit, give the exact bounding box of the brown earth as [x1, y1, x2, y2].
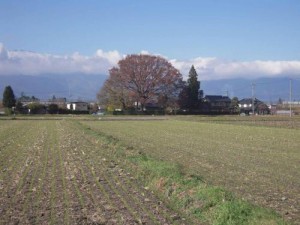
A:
[0, 120, 190, 225]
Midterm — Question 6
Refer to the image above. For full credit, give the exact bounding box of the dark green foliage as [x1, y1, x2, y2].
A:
[27, 102, 46, 114]
[48, 104, 59, 114]
[178, 65, 201, 110]
[178, 84, 191, 109]
[15, 101, 28, 114]
[230, 97, 240, 114]
[2, 86, 16, 108]
[18, 93, 39, 102]
[187, 65, 200, 107]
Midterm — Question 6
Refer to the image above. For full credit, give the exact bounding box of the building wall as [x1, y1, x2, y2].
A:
[67, 102, 88, 111]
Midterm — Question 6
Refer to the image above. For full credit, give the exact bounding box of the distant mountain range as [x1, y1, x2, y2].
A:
[0, 74, 107, 101]
[0, 74, 299, 103]
[202, 77, 300, 103]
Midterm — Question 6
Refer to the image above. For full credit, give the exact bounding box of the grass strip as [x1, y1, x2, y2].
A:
[78, 121, 289, 225]
[68, 121, 163, 224]
[80, 136, 164, 225]
[77, 126, 185, 225]
[128, 154, 288, 225]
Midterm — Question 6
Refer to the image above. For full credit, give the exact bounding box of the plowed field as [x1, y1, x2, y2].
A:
[81, 118, 300, 224]
[0, 120, 187, 225]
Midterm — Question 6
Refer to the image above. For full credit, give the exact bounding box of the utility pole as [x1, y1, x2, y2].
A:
[252, 82, 255, 115]
[290, 79, 292, 117]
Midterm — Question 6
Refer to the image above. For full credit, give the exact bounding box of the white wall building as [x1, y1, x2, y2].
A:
[66, 102, 89, 111]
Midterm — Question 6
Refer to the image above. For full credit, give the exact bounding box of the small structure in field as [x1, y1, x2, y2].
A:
[66, 101, 89, 112]
[239, 98, 269, 115]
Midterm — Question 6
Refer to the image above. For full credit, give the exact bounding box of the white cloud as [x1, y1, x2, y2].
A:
[0, 43, 121, 76]
[0, 43, 9, 60]
[95, 49, 122, 65]
[1, 43, 300, 80]
[171, 58, 300, 80]
[140, 50, 150, 55]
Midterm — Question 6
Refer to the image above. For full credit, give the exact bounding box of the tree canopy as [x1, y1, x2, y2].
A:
[98, 54, 183, 110]
[230, 97, 240, 114]
[187, 65, 200, 108]
[2, 85, 16, 108]
[178, 65, 201, 110]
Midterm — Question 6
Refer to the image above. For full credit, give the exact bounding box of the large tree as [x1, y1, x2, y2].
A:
[2, 85, 16, 108]
[178, 65, 201, 110]
[97, 72, 134, 110]
[99, 54, 183, 110]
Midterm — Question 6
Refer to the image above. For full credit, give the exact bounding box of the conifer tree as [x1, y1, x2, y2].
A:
[2, 85, 16, 108]
[187, 65, 200, 109]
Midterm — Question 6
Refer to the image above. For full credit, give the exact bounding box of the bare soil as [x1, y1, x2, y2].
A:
[0, 120, 189, 225]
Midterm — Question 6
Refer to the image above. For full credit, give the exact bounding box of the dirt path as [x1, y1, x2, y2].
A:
[0, 120, 188, 225]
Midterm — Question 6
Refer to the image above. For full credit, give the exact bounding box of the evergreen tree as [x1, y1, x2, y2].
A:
[230, 97, 240, 114]
[2, 86, 16, 108]
[178, 83, 190, 109]
[187, 65, 200, 109]
[48, 104, 59, 114]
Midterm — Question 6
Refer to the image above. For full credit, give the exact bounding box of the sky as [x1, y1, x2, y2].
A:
[1, 0, 300, 80]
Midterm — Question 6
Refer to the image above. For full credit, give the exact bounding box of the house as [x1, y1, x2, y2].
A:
[20, 97, 66, 108]
[203, 95, 231, 114]
[268, 104, 277, 115]
[239, 98, 269, 115]
[66, 101, 89, 111]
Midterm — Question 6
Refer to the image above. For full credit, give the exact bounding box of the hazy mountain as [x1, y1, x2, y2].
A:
[0, 74, 108, 101]
[0, 74, 299, 103]
[202, 77, 300, 103]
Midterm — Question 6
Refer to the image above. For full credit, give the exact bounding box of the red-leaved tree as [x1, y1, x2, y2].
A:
[98, 54, 183, 110]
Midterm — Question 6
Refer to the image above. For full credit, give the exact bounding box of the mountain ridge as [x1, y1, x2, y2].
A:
[0, 74, 299, 103]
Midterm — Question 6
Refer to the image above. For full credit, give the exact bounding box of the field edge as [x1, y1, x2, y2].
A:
[76, 121, 289, 225]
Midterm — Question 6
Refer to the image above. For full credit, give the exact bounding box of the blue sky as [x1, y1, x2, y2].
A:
[0, 0, 300, 80]
[1, 0, 300, 60]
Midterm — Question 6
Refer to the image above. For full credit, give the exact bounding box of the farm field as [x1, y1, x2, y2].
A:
[81, 116, 300, 224]
[0, 119, 187, 225]
[172, 115, 300, 129]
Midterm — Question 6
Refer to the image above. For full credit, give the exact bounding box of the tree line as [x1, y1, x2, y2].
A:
[1, 53, 239, 115]
[0, 87, 82, 115]
[97, 54, 211, 114]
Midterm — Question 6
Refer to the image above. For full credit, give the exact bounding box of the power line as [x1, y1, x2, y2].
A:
[290, 79, 292, 117]
[252, 82, 255, 115]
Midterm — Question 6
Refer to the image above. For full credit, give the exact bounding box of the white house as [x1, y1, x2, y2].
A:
[66, 102, 89, 111]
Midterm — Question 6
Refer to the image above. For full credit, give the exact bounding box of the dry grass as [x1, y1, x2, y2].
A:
[82, 116, 300, 223]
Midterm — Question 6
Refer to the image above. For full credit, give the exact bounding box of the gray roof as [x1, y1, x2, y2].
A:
[204, 95, 231, 102]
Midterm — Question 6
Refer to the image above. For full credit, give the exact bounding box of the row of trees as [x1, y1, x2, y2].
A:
[178, 65, 203, 111]
[98, 54, 205, 113]
[2, 54, 237, 115]
[1, 86, 63, 115]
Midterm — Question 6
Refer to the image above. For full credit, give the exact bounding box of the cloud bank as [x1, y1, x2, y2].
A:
[170, 58, 300, 80]
[0, 43, 122, 76]
[1, 43, 300, 80]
